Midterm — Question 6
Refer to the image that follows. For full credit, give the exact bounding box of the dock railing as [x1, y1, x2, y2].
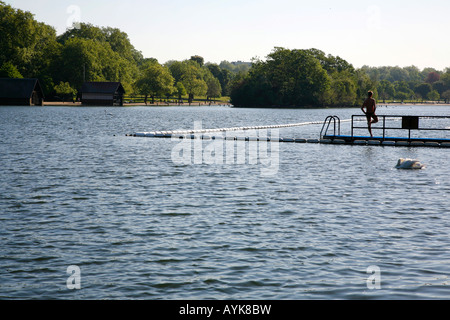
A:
[351, 115, 450, 141]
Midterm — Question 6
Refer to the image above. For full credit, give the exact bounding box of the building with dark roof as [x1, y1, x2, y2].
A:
[81, 82, 125, 106]
[0, 78, 45, 106]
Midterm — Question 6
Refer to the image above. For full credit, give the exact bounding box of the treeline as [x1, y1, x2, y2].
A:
[230, 47, 450, 107]
[0, 2, 250, 102]
[360, 65, 450, 103]
[230, 47, 368, 107]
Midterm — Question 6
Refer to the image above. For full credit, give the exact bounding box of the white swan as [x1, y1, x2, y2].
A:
[395, 158, 425, 170]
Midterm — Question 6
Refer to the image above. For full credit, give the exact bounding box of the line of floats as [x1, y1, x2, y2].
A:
[127, 132, 450, 148]
[126, 115, 450, 148]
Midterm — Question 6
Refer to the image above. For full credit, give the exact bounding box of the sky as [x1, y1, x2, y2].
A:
[6, 0, 450, 70]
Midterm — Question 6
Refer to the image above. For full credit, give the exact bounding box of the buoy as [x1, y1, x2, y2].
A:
[395, 158, 425, 170]
[424, 141, 439, 147]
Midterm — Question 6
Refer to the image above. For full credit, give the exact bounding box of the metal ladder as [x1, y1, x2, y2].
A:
[320, 116, 341, 139]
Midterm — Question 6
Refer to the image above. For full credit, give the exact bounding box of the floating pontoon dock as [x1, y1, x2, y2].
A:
[320, 115, 450, 147]
[128, 115, 450, 148]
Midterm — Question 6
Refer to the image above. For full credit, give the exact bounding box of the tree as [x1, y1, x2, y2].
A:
[425, 71, 440, 84]
[326, 73, 357, 106]
[134, 62, 174, 104]
[175, 82, 187, 102]
[206, 63, 233, 96]
[206, 76, 222, 101]
[230, 47, 332, 107]
[56, 23, 140, 91]
[58, 24, 144, 67]
[387, 67, 409, 82]
[432, 81, 447, 95]
[377, 80, 395, 102]
[190, 55, 204, 67]
[427, 90, 440, 101]
[219, 61, 251, 74]
[55, 36, 138, 92]
[180, 62, 207, 104]
[441, 71, 450, 88]
[166, 60, 186, 83]
[306, 48, 355, 74]
[394, 81, 414, 102]
[0, 62, 23, 78]
[54, 81, 77, 102]
[0, 1, 59, 92]
[355, 69, 376, 104]
[403, 66, 422, 83]
[414, 83, 432, 102]
[442, 90, 450, 103]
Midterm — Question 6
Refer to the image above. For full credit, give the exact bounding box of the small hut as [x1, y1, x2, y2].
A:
[81, 82, 125, 106]
[0, 78, 45, 106]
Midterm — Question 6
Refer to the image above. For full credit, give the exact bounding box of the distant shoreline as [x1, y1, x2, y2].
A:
[43, 101, 232, 107]
[40, 101, 450, 107]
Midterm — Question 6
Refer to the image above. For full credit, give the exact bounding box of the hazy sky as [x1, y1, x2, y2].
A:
[7, 0, 450, 70]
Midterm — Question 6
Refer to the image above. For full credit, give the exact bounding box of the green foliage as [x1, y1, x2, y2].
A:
[414, 83, 432, 101]
[362, 65, 449, 103]
[442, 90, 450, 103]
[0, 62, 23, 78]
[427, 90, 440, 101]
[56, 36, 139, 91]
[0, 3, 142, 97]
[205, 76, 222, 100]
[3, 2, 448, 106]
[230, 47, 361, 107]
[54, 81, 76, 101]
[190, 55, 204, 67]
[377, 80, 395, 102]
[175, 82, 187, 99]
[0, 1, 58, 86]
[181, 62, 208, 104]
[441, 71, 450, 87]
[134, 61, 175, 104]
[56, 23, 140, 91]
[54, 81, 76, 95]
[394, 81, 414, 101]
[219, 61, 251, 74]
[206, 63, 233, 96]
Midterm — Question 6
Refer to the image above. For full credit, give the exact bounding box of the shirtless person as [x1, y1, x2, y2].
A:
[361, 91, 378, 137]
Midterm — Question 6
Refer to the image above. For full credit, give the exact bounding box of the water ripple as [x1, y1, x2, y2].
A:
[1, 105, 450, 299]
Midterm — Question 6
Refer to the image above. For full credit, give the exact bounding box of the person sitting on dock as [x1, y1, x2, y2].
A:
[361, 91, 379, 137]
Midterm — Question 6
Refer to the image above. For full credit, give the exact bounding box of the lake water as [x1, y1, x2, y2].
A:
[1, 104, 449, 300]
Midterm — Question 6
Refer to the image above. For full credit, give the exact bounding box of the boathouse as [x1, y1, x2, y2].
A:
[81, 82, 125, 106]
[0, 78, 45, 106]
